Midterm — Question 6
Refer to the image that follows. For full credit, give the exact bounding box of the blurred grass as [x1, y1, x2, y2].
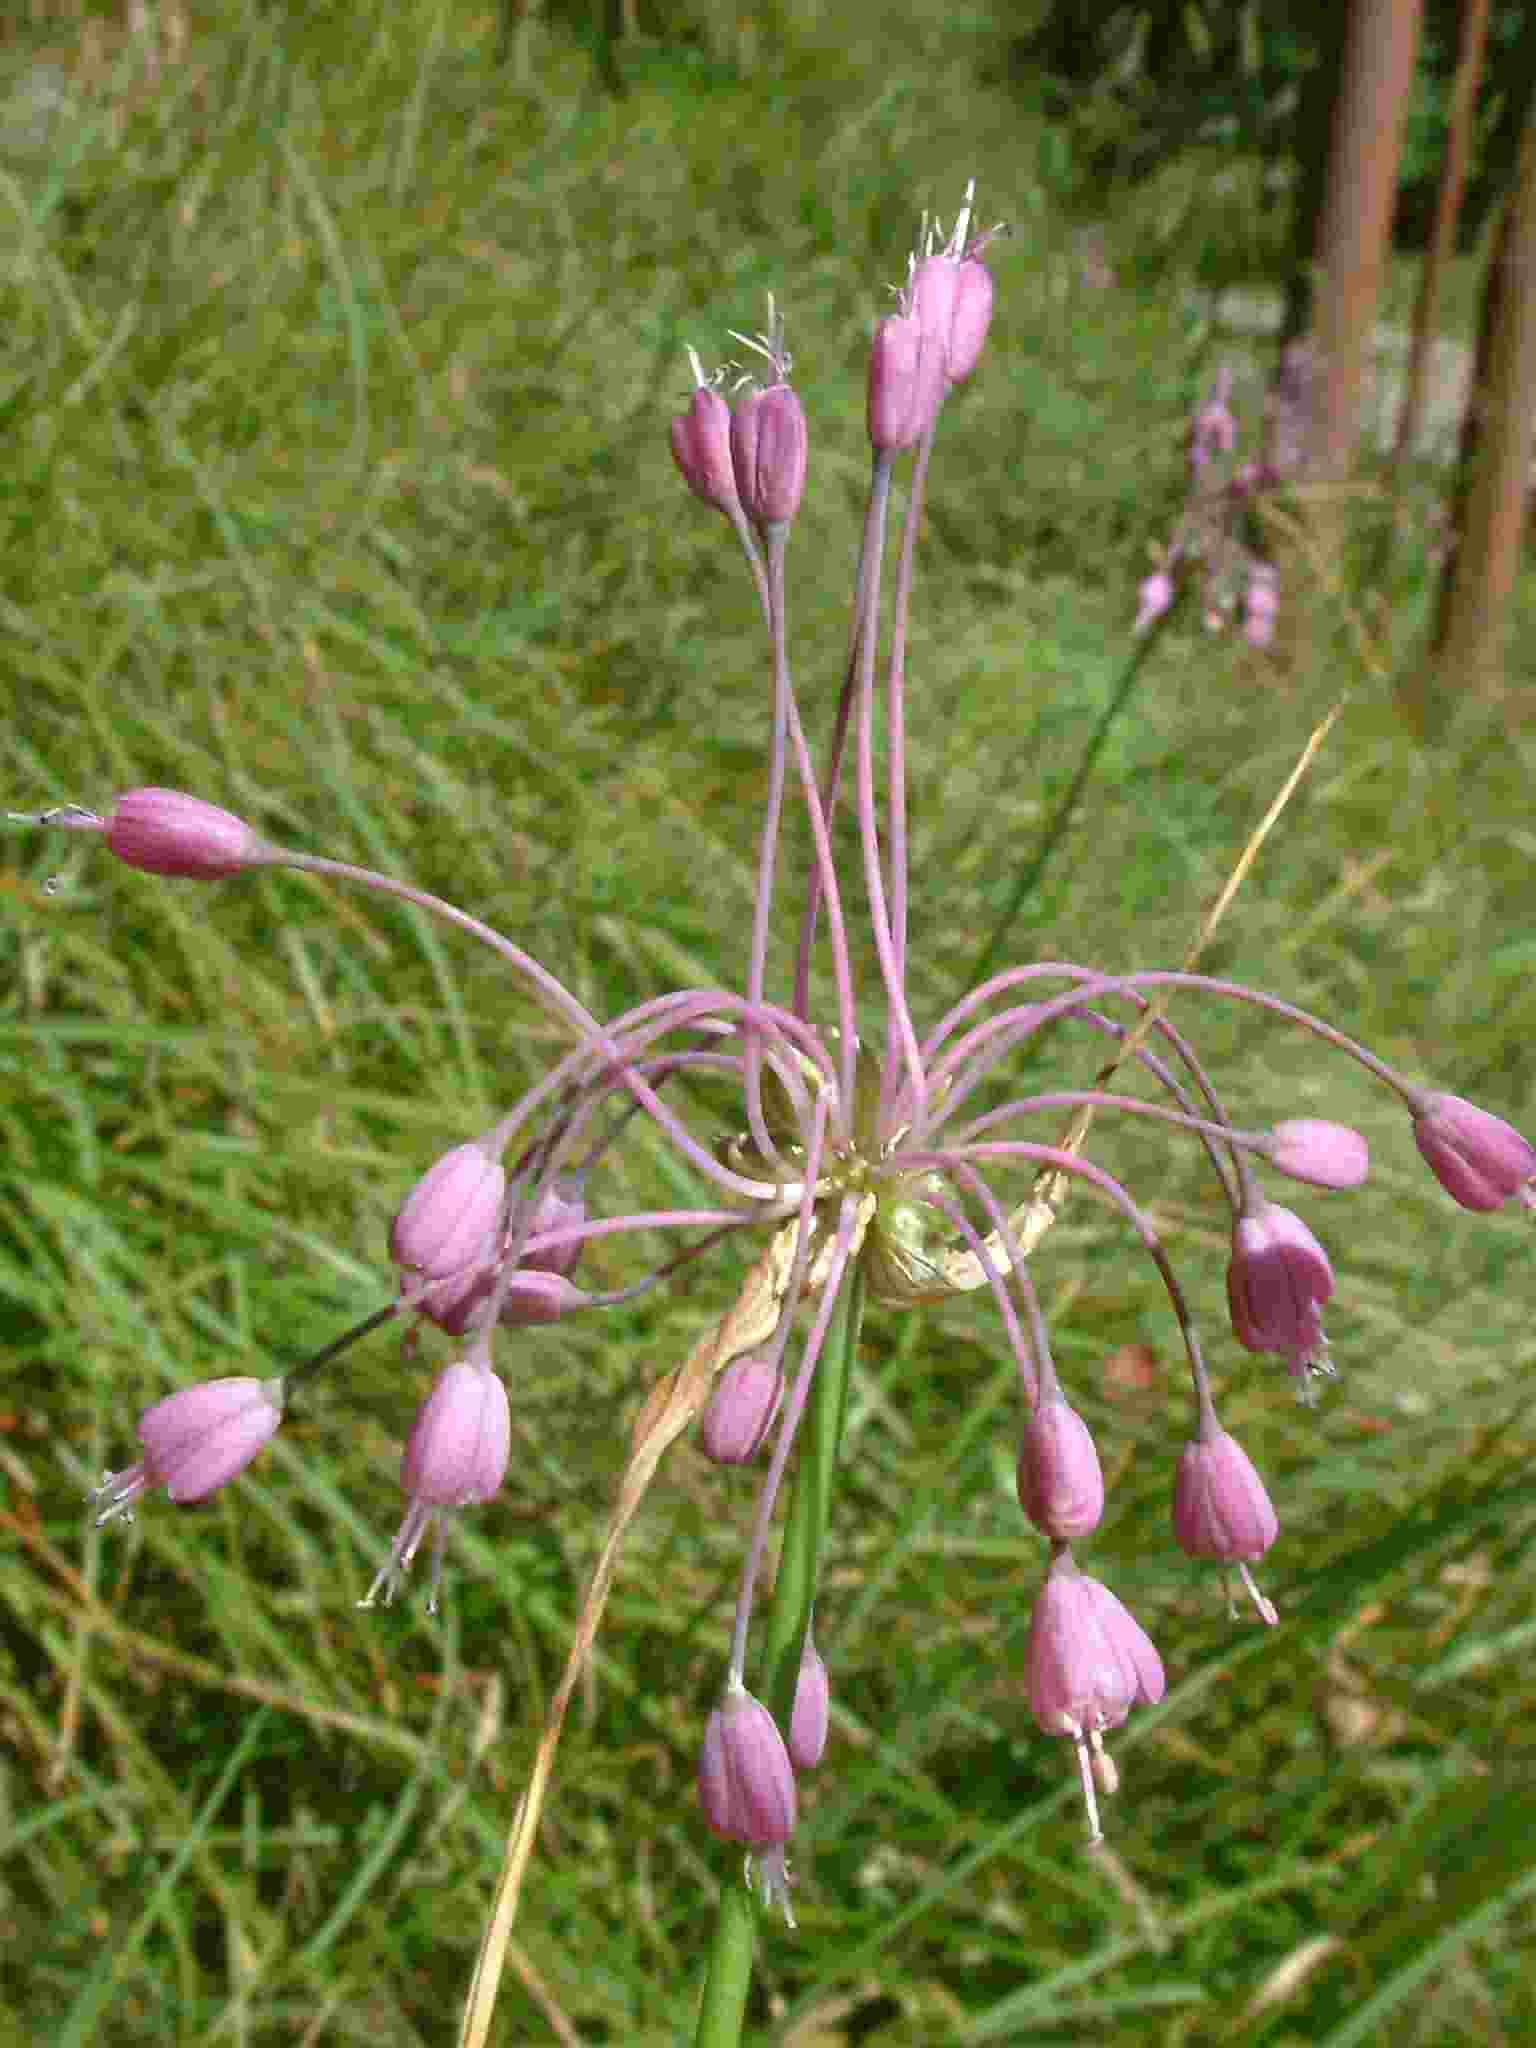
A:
[2, 3, 1536, 2044]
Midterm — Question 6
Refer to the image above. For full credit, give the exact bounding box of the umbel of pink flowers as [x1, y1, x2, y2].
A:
[19, 187, 1536, 1888]
[1134, 358, 1295, 646]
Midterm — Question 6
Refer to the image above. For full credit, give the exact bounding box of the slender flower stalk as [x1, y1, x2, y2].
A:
[21, 177, 1535, 2048]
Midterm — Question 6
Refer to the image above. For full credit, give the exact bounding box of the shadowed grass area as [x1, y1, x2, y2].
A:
[3, 4, 1536, 2044]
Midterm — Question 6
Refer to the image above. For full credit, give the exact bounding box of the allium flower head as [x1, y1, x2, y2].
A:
[49, 176, 1536, 2018]
[1412, 1092, 1536, 1213]
[91, 1374, 285, 1523]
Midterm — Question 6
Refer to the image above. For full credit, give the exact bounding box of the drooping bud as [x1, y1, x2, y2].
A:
[389, 1139, 506, 1282]
[1016, 1397, 1104, 1542]
[1411, 1092, 1536, 1213]
[699, 1352, 783, 1466]
[788, 1634, 829, 1772]
[361, 1357, 510, 1611]
[399, 1358, 510, 1508]
[698, 1682, 797, 1847]
[669, 364, 739, 515]
[412, 1263, 586, 1338]
[1226, 1197, 1334, 1384]
[103, 788, 272, 878]
[91, 1374, 286, 1524]
[1264, 1119, 1369, 1189]
[1173, 1422, 1279, 1624]
[729, 382, 807, 533]
[1024, 1548, 1164, 1842]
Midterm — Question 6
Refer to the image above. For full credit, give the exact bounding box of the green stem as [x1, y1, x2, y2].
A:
[692, 1882, 757, 2048]
[691, 1263, 866, 2048]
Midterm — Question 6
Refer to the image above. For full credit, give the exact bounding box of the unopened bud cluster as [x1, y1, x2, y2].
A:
[1134, 363, 1292, 646]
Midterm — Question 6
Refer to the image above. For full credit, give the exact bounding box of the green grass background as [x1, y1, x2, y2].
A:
[3, 3, 1536, 2042]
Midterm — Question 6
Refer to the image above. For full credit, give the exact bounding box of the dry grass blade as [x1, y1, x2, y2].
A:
[457, 1222, 800, 2048]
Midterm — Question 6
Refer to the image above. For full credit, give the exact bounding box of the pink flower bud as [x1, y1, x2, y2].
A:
[400, 1359, 509, 1507]
[866, 312, 940, 452]
[1173, 1427, 1278, 1561]
[105, 787, 271, 878]
[413, 1264, 586, 1337]
[389, 1139, 506, 1282]
[699, 1352, 783, 1465]
[1411, 1092, 1536, 1212]
[1024, 1550, 1164, 1841]
[498, 1270, 587, 1326]
[944, 258, 994, 384]
[1226, 1198, 1333, 1382]
[669, 382, 738, 514]
[910, 253, 994, 388]
[519, 1180, 588, 1277]
[361, 1358, 508, 1610]
[1135, 570, 1174, 634]
[730, 382, 807, 531]
[1016, 1397, 1104, 1541]
[1173, 1421, 1280, 1624]
[788, 1635, 829, 1772]
[698, 1683, 797, 1847]
[1264, 1119, 1369, 1189]
[92, 1374, 285, 1523]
